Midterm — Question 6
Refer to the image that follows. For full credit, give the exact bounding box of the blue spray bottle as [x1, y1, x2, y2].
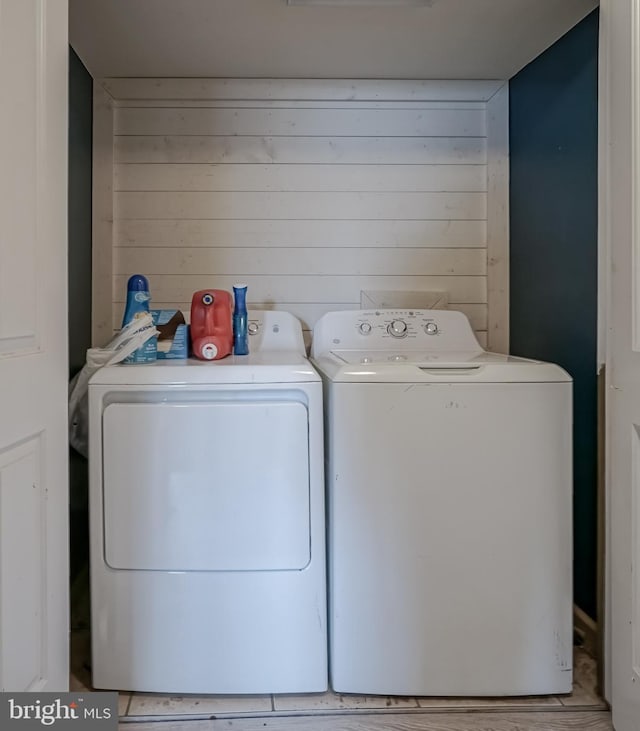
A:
[233, 283, 249, 355]
[121, 274, 157, 363]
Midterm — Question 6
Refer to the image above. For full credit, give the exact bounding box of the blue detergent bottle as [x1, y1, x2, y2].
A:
[121, 274, 157, 363]
[233, 283, 249, 355]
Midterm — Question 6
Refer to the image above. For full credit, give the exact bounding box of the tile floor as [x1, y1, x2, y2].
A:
[70, 629, 607, 723]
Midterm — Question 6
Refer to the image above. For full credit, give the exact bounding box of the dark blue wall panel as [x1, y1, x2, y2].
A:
[509, 10, 599, 618]
[69, 47, 93, 581]
[69, 47, 92, 379]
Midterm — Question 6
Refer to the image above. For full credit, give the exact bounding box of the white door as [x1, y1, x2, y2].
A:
[605, 0, 640, 728]
[0, 0, 69, 690]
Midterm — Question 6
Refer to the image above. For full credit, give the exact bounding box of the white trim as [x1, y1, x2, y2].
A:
[633, 0, 640, 353]
[92, 84, 115, 347]
[599, 0, 613, 705]
[599, 4, 611, 369]
[99, 78, 505, 103]
[485, 82, 509, 354]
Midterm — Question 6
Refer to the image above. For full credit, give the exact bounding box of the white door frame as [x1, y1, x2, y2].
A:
[599, 0, 612, 704]
[601, 0, 640, 726]
[0, 0, 69, 691]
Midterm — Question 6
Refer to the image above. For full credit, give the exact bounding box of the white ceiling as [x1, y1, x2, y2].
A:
[69, 0, 598, 81]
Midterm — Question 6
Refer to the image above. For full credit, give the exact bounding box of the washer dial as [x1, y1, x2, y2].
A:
[425, 322, 439, 335]
[359, 322, 372, 335]
[388, 319, 408, 337]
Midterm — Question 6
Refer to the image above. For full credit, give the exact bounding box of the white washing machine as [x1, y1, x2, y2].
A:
[311, 309, 573, 696]
[89, 311, 327, 694]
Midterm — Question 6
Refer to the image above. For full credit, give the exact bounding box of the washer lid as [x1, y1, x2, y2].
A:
[89, 351, 320, 386]
[312, 350, 571, 384]
[331, 349, 489, 365]
[311, 309, 571, 383]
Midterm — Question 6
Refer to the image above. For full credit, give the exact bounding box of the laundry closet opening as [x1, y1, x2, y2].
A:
[67, 0, 601, 692]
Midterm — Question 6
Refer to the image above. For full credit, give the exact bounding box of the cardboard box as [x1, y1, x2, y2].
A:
[151, 310, 189, 359]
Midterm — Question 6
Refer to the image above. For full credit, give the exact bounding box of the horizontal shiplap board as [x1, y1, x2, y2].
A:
[102, 78, 505, 103]
[114, 247, 486, 277]
[114, 219, 487, 248]
[114, 163, 487, 193]
[112, 302, 488, 333]
[110, 325, 487, 352]
[113, 275, 487, 304]
[115, 191, 486, 221]
[114, 136, 486, 165]
[112, 302, 357, 330]
[115, 107, 486, 137]
[113, 100, 487, 110]
[101, 80, 506, 356]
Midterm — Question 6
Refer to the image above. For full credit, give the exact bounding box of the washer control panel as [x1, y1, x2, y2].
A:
[352, 311, 445, 343]
[239, 310, 307, 354]
[311, 309, 481, 357]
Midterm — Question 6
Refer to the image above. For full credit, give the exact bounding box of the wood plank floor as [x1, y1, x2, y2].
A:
[119, 710, 613, 730]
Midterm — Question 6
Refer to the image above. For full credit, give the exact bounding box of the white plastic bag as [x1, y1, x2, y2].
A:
[69, 313, 159, 458]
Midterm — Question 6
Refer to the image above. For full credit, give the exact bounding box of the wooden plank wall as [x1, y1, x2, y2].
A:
[97, 79, 509, 350]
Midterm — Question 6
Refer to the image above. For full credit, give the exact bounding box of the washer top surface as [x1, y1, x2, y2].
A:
[331, 349, 507, 365]
[90, 309, 320, 386]
[311, 309, 571, 384]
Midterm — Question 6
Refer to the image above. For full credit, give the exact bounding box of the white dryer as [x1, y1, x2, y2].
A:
[311, 309, 572, 697]
[89, 311, 327, 694]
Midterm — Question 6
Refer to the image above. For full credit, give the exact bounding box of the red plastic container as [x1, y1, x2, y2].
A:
[190, 289, 233, 360]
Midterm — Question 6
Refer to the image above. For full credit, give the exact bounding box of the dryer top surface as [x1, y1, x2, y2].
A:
[89, 351, 320, 386]
[90, 309, 320, 386]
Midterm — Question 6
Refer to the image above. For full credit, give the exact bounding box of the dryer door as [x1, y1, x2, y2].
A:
[102, 398, 310, 571]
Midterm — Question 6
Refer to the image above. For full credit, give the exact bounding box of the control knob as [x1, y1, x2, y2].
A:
[359, 322, 372, 335]
[388, 319, 408, 338]
[425, 322, 439, 335]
